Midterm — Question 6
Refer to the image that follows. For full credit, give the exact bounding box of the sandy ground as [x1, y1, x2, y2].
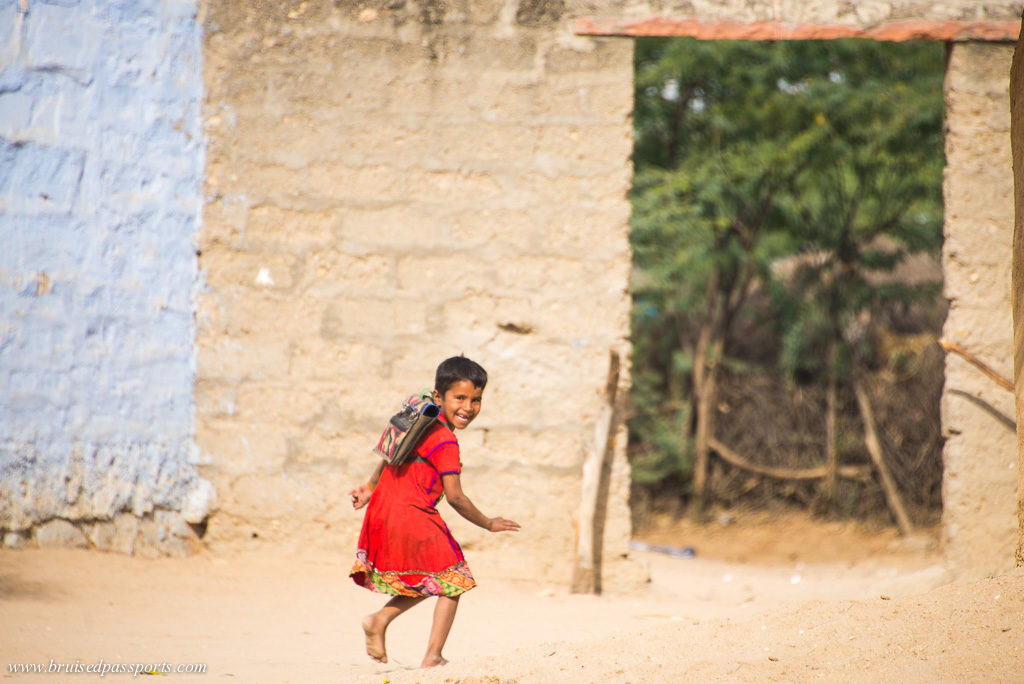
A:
[2, 513, 1022, 683]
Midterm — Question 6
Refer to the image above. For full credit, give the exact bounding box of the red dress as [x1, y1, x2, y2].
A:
[349, 418, 477, 597]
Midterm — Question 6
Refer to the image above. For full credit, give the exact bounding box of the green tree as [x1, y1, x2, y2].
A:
[630, 38, 944, 511]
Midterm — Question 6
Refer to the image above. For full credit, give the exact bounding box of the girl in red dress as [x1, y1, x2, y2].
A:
[349, 356, 520, 668]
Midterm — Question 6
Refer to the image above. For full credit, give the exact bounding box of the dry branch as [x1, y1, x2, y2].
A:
[939, 338, 1014, 392]
[853, 378, 914, 536]
[708, 437, 872, 481]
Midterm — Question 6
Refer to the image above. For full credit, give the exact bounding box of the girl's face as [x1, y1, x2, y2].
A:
[433, 380, 483, 430]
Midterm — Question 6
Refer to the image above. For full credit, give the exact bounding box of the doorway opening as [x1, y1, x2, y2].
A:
[623, 37, 948, 555]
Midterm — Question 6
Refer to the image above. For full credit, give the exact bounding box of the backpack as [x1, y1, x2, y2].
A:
[373, 390, 441, 466]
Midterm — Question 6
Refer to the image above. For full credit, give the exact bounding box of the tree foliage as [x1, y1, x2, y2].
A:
[629, 38, 945, 496]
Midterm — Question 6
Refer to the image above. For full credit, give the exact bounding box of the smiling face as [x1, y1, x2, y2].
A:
[433, 380, 483, 431]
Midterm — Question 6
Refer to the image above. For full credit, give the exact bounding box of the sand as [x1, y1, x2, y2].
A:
[2, 513, 1022, 683]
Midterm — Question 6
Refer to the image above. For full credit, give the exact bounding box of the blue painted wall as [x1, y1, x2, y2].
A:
[0, 0, 206, 536]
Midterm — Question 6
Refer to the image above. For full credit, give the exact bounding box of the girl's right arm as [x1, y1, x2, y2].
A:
[349, 459, 386, 509]
[441, 472, 520, 533]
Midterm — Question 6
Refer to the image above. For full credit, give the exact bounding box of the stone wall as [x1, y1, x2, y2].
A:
[0, 0, 211, 556]
[197, 0, 1023, 582]
[1, 0, 1021, 578]
[941, 42, 1019, 577]
[197, 0, 635, 580]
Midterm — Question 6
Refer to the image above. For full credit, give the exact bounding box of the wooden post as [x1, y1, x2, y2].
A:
[824, 369, 838, 505]
[570, 350, 621, 594]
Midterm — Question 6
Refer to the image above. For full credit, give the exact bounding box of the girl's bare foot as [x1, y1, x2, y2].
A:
[420, 654, 448, 668]
[362, 614, 387, 663]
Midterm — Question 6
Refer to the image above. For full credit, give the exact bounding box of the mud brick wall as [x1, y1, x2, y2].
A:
[197, 0, 1023, 580]
[0, 0, 212, 556]
[197, 1, 636, 580]
[1, 0, 1021, 577]
[942, 43, 1019, 577]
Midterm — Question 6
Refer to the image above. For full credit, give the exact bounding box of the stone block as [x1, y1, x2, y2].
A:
[321, 297, 432, 340]
[515, 168, 630, 207]
[529, 298, 629, 346]
[484, 428, 586, 468]
[33, 519, 88, 549]
[423, 122, 539, 169]
[213, 289, 326, 339]
[0, 3, 20, 65]
[220, 471, 352, 522]
[317, 162, 405, 202]
[0, 92, 34, 141]
[202, 193, 250, 248]
[286, 432, 359, 471]
[946, 42, 1018, 97]
[195, 380, 239, 419]
[533, 205, 631, 259]
[3, 531, 27, 549]
[24, 2, 97, 74]
[245, 205, 338, 249]
[445, 208, 540, 252]
[440, 295, 534, 337]
[233, 380, 333, 425]
[395, 254, 497, 294]
[196, 419, 292, 475]
[196, 336, 291, 382]
[387, 345, 490, 390]
[0, 141, 85, 215]
[286, 340, 385, 382]
[202, 244, 304, 292]
[182, 478, 218, 524]
[337, 205, 450, 250]
[300, 250, 393, 295]
[86, 521, 116, 551]
[336, 122, 433, 165]
[404, 168, 504, 204]
[489, 255, 616, 293]
[533, 122, 634, 169]
[111, 514, 138, 555]
[136, 515, 167, 556]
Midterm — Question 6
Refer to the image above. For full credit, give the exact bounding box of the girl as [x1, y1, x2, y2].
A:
[349, 356, 520, 668]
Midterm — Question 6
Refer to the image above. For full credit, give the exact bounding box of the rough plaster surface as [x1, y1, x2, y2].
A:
[198, 0, 637, 582]
[941, 42, 1019, 577]
[197, 0, 1022, 582]
[0, 0, 211, 555]
[587, 0, 1023, 23]
[1, 0, 1020, 578]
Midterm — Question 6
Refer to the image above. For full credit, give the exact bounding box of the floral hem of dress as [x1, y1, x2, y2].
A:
[350, 551, 476, 598]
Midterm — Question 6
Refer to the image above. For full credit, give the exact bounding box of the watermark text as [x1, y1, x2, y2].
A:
[8, 659, 207, 677]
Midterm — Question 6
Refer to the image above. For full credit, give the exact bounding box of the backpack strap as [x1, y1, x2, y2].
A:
[410, 439, 457, 471]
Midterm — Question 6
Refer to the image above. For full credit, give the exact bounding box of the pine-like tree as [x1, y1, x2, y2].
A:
[630, 38, 944, 513]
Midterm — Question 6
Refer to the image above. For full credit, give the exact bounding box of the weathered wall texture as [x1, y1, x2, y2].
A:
[581, 0, 1020, 24]
[942, 42, 1019, 577]
[196, 0, 1023, 582]
[0, 0, 212, 556]
[198, 0, 635, 580]
[1, 0, 1020, 579]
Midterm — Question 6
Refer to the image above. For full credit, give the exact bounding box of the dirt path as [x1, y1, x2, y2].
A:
[2, 515, 1021, 683]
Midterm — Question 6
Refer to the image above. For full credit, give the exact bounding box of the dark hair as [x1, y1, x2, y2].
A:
[434, 356, 487, 396]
